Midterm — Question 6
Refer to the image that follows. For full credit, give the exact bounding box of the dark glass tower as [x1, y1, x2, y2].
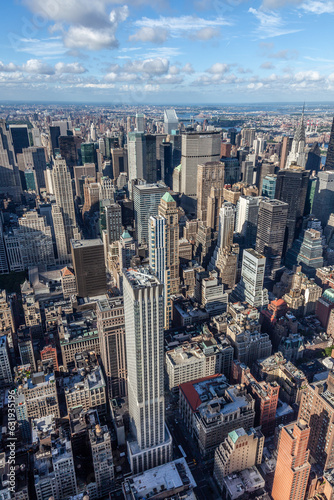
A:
[325, 116, 334, 170]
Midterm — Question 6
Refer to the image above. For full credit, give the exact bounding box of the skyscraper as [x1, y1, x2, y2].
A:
[197, 161, 225, 230]
[232, 249, 269, 308]
[158, 192, 179, 296]
[286, 110, 307, 169]
[81, 142, 96, 165]
[133, 183, 167, 244]
[52, 159, 79, 254]
[123, 268, 172, 473]
[325, 116, 334, 170]
[279, 136, 293, 170]
[71, 239, 107, 297]
[164, 109, 178, 134]
[312, 171, 334, 226]
[97, 296, 127, 399]
[49, 125, 60, 157]
[9, 124, 29, 159]
[255, 199, 288, 277]
[298, 372, 334, 471]
[22, 146, 47, 192]
[89, 424, 114, 499]
[0, 119, 22, 202]
[128, 132, 146, 182]
[235, 196, 261, 248]
[160, 141, 173, 187]
[135, 113, 145, 133]
[105, 203, 122, 245]
[271, 420, 311, 500]
[181, 131, 221, 199]
[275, 166, 309, 252]
[145, 134, 157, 183]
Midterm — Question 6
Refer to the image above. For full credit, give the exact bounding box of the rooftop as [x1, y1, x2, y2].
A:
[124, 267, 160, 289]
[71, 238, 103, 249]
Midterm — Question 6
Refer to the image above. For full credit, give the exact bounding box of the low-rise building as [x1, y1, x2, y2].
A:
[179, 375, 255, 457]
[214, 427, 264, 489]
[18, 363, 59, 419]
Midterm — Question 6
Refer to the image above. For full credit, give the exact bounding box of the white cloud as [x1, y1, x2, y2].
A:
[0, 62, 18, 72]
[64, 26, 118, 50]
[207, 63, 230, 74]
[301, 1, 334, 13]
[125, 57, 170, 75]
[191, 27, 220, 40]
[294, 70, 321, 81]
[269, 49, 298, 59]
[144, 84, 160, 92]
[247, 82, 264, 90]
[182, 63, 194, 74]
[55, 62, 87, 73]
[22, 59, 54, 74]
[129, 27, 169, 44]
[134, 15, 230, 38]
[76, 82, 115, 89]
[249, 8, 302, 38]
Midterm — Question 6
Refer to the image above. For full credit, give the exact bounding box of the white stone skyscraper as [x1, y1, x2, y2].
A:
[52, 159, 80, 255]
[164, 109, 178, 134]
[123, 267, 172, 473]
[232, 248, 269, 308]
[128, 132, 146, 182]
[210, 202, 236, 270]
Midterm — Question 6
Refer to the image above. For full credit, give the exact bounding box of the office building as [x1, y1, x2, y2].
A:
[60, 266, 77, 298]
[255, 198, 288, 276]
[166, 335, 233, 390]
[158, 192, 179, 294]
[0, 336, 12, 387]
[197, 161, 225, 230]
[18, 211, 55, 268]
[232, 249, 269, 308]
[40, 345, 58, 371]
[22, 146, 47, 192]
[164, 109, 178, 134]
[0, 290, 14, 334]
[119, 230, 136, 270]
[49, 125, 60, 157]
[64, 352, 107, 416]
[18, 367, 59, 419]
[181, 131, 221, 198]
[280, 136, 293, 170]
[241, 127, 256, 146]
[97, 296, 127, 399]
[160, 141, 173, 187]
[123, 268, 172, 473]
[275, 166, 309, 252]
[71, 239, 107, 297]
[145, 134, 157, 183]
[286, 111, 308, 169]
[312, 171, 334, 227]
[179, 375, 255, 457]
[271, 420, 311, 500]
[34, 431, 78, 500]
[9, 124, 29, 158]
[128, 132, 146, 182]
[52, 159, 79, 254]
[325, 116, 334, 170]
[285, 228, 324, 275]
[133, 183, 167, 244]
[235, 196, 261, 248]
[135, 113, 145, 132]
[105, 202, 122, 245]
[0, 217, 8, 274]
[298, 372, 334, 470]
[261, 174, 277, 199]
[214, 427, 264, 488]
[0, 120, 22, 202]
[81, 142, 96, 165]
[59, 135, 81, 167]
[51, 204, 69, 264]
[89, 424, 114, 499]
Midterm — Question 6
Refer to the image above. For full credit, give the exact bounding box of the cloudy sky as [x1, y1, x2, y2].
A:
[1, 0, 334, 103]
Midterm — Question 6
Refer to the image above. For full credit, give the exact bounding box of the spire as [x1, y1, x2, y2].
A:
[293, 105, 306, 144]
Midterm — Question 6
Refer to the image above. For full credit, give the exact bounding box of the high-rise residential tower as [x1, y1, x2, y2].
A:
[271, 420, 311, 500]
[123, 268, 172, 473]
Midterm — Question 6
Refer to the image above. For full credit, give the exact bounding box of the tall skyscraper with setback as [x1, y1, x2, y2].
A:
[325, 116, 334, 170]
[123, 268, 172, 473]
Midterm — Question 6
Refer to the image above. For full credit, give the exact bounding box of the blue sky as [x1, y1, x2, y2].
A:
[0, 0, 334, 103]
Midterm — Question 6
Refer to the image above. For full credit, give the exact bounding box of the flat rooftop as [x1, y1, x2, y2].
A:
[124, 268, 160, 288]
[124, 458, 196, 498]
[71, 238, 103, 249]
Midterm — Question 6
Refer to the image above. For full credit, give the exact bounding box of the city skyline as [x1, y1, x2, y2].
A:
[0, 0, 334, 103]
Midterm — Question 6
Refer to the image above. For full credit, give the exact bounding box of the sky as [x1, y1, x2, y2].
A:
[0, 0, 334, 104]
